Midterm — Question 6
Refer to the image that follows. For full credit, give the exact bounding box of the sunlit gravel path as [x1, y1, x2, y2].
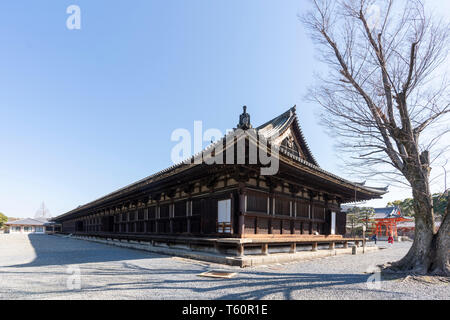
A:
[0, 234, 448, 300]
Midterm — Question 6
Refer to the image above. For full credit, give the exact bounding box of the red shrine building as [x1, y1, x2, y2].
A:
[372, 207, 412, 238]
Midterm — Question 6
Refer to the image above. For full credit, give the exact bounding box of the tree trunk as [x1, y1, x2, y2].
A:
[388, 177, 449, 276]
[429, 200, 450, 275]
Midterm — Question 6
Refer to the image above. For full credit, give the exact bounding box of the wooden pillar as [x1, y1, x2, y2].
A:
[187, 218, 191, 234]
[169, 204, 174, 234]
[237, 244, 244, 257]
[311, 242, 318, 252]
[186, 200, 191, 234]
[155, 205, 159, 233]
[290, 243, 296, 254]
[238, 190, 246, 236]
[261, 243, 269, 255]
[214, 242, 220, 254]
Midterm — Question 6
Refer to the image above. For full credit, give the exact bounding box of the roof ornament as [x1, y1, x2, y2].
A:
[237, 105, 252, 130]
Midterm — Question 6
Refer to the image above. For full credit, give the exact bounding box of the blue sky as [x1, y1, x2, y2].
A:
[1, 1, 449, 218]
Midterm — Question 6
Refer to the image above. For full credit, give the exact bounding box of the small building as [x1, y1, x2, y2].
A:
[397, 219, 441, 238]
[5, 218, 61, 234]
[372, 207, 412, 238]
[6, 218, 48, 234]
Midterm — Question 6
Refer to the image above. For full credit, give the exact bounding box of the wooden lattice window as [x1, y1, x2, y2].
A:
[247, 192, 268, 213]
[174, 201, 187, 217]
[296, 202, 310, 218]
[148, 206, 156, 219]
[159, 204, 170, 219]
[192, 199, 201, 216]
[275, 198, 290, 216]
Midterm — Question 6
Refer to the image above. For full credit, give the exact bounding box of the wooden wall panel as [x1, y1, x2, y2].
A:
[174, 201, 186, 217]
[62, 221, 76, 233]
[244, 216, 256, 234]
[296, 202, 309, 218]
[282, 220, 292, 234]
[201, 199, 217, 234]
[272, 219, 282, 234]
[336, 212, 346, 236]
[157, 220, 169, 233]
[148, 207, 156, 220]
[190, 216, 201, 234]
[313, 205, 326, 221]
[257, 217, 269, 234]
[137, 221, 145, 233]
[294, 221, 302, 235]
[311, 223, 318, 234]
[173, 217, 187, 233]
[160, 205, 170, 219]
[147, 221, 156, 233]
[275, 198, 290, 216]
[303, 222, 310, 234]
[138, 209, 144, 220]
[247, 192, 268, 213]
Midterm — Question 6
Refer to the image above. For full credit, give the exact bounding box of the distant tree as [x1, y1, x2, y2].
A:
[35, 202, 51, 219]
[359, 207, 376, 233]
[0, 213, 8, 229]
[387, 198, 415, 216]
[432, 193, 448, 218]
[387, 200, 403, 207]
[346, 207, 375, 236]
[388, 196, 446, 218]
[346, 207, 361, 237]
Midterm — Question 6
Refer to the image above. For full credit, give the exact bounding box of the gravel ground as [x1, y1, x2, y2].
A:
[0, 234, 448, 300]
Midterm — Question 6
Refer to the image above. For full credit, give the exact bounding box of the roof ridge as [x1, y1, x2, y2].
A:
[55, 106, 385, 219]
[256, 106, 296, 130]
[291, 107, 319, 166]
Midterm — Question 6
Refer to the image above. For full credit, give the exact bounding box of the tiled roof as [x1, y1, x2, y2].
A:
[54, 107, 388, 221]
[373, 207, 402, 219]
[6, 218, 48, 226]
[257, 106, 318, 166]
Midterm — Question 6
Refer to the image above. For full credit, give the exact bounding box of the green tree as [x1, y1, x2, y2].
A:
[388, 196, 447, 218]
[432, 193, 448, 218]
[0, 213, 8, 229]
[359, 207, 376, 233]
[346, 207, 375, 237]
[387, 198, 415, 217]
[346, 207, 360, 237]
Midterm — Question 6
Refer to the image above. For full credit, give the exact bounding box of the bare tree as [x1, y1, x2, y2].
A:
[35, 202, 51, 219]
[302, 0, 449, 275]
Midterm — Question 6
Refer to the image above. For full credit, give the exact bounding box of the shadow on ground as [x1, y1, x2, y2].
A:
[6, 234, 164, 268]
[2, 234, 405, 299]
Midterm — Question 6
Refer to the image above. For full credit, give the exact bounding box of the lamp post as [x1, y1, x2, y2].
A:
[362, 225, 366, 254]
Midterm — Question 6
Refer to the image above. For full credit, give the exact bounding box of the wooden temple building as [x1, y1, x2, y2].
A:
[54, 107, 387, 259]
